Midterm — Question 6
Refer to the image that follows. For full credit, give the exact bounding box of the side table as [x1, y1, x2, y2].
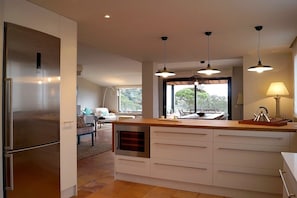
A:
[95, 117, 105, 128]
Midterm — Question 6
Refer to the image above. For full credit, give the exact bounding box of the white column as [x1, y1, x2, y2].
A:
[142, 61, 160, 118]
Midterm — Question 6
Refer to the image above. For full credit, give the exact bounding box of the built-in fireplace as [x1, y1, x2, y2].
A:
[114, 124, 150, 158]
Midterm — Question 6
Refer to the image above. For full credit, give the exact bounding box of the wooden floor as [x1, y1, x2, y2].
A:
[75, 124, 227, 198]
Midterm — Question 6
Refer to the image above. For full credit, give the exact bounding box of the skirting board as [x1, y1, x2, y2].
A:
[61, 185, 77, 198]
[115, 172, 281, 198]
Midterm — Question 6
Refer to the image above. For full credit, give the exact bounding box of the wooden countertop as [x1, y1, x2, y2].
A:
[112, 118, 297, 132]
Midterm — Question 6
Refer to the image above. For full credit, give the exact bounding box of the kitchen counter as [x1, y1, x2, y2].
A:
[113, 118, 297, 198]
[113, 118, 297, 132]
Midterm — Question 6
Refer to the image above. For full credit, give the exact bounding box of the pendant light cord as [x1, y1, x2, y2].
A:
[161, 36, 168, 69]
[208, 33, 210, 66]
[164, 38, 166, 68]
[255, 25, 263, 63]
[205, 32, 212, 68]
[257, 28, 261, 61]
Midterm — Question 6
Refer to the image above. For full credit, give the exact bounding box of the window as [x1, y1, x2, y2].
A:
[118, 87, 142, 113]
[164, 77, 231, 119]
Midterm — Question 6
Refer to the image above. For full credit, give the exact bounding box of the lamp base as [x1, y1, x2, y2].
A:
[274, 96, 281, 118]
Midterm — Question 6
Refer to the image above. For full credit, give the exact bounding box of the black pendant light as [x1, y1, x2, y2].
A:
[155, 36, 176, 78]
[248, 26, 273, 73]
[197, 32, 221, 75]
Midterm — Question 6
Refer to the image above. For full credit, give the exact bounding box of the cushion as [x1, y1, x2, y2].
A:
[77, 116, 85, 128]
[95, 108, 109, 117]
[83, 107, 92, 115]
[101, 110, 108, 116]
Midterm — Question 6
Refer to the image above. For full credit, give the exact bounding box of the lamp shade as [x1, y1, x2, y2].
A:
[197, 64, 221, 75]
[154, 67, 176, 78]
[266, 82, 289, 96]
[248, 60, 273, 73]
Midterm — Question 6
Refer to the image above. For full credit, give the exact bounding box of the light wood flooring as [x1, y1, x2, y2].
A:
[75, 124, 227, 198]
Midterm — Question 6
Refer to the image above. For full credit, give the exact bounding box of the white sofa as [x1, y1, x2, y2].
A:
[94, 107, 117, 122]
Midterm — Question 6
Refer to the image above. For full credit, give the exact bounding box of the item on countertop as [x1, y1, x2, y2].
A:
[253, 106, 270, 122]
[197, 112, 205, 117]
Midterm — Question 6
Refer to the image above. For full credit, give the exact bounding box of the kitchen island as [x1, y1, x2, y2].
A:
[280, 152, 297, 197]
[112, 118, 297, 198]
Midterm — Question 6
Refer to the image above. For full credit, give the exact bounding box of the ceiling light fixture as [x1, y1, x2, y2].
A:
[104, 14, 111, 19]
[248, 26, 273, 73]
[197, 32, 221, 75]
[155, 36, 176, 78]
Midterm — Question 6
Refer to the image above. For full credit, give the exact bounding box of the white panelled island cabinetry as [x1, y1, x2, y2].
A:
[280, 152, 297, 198]
[113, 119, 297, 198]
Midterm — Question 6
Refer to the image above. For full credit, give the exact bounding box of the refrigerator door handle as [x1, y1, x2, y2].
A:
[4, 78, 14, 150]
[5, 153, 14, 190]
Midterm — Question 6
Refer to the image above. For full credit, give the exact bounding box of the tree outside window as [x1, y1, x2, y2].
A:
[165, 78, 230, 118]
[175, 85, 228, 114]
[118, 87, 142, 113]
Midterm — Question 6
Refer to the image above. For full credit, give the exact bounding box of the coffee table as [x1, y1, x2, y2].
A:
[95, 117, 105, 128]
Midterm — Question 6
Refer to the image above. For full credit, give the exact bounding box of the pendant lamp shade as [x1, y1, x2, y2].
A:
[247, 60, 273, 73]
[154, 67, 176, 78]
[197, 32, 221, 75]
[154, 36, 176, 78]
[197, 63, 221, 75]
[248, 26, 273, 73]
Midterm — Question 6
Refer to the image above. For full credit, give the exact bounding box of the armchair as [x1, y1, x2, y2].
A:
[77, 115, 96, 146]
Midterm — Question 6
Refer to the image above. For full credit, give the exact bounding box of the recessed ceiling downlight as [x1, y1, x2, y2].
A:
[104, 14, 111, 19]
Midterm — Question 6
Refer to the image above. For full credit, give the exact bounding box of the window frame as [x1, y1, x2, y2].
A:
[162, 77, 232, 119]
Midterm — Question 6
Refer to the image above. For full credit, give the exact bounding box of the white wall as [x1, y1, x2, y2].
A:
[232, 66, 243, 120]
[142, 61, 159, 118]
[292, 40, 297, 118]
[243, 51, 293, 120]
[77, 77, 102, 112]
[1, 1, 77, 197]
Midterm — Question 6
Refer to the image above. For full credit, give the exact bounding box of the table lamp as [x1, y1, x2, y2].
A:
[266, 82, 289, 118]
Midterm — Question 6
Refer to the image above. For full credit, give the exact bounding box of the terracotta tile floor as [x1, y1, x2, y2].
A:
[75, 124, 227, 198]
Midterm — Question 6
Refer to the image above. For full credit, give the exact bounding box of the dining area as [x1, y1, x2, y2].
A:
[179, 111, 226, 120]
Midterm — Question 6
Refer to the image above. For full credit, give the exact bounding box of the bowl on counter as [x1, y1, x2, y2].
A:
[197, 112, 205, 117]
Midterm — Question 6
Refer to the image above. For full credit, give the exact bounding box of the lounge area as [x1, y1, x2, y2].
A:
[76, 106, 137, 139]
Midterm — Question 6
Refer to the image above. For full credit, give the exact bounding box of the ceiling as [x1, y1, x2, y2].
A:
[27, 0, 297, 86]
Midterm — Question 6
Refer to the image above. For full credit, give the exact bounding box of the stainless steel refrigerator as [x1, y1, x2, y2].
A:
[3, 23, 60, 198]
